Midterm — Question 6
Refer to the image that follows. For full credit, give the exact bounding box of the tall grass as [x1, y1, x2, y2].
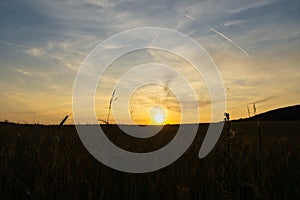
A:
[0, 122, 299, 199]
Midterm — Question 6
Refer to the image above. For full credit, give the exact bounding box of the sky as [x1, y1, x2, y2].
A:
[0, 0, 299, 124]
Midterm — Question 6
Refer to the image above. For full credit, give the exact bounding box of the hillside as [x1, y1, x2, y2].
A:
[238, 104, 300, 121]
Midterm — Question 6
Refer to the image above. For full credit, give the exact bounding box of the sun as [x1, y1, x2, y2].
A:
[150, 106, 166, 125]
[154, 112, 165, 124]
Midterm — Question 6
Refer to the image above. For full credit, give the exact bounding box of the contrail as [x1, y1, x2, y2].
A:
[184, 14, 196, 21]
[204, 24, 251, 57]
[184, 14, 250, 58]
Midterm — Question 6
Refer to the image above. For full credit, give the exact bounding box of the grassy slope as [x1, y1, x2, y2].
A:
[236, 104, 300, 121]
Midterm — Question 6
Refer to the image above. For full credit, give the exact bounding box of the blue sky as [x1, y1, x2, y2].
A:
[0, 0, 299, 124]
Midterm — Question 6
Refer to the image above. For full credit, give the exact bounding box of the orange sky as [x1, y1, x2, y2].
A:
[0, 0, 299, 124]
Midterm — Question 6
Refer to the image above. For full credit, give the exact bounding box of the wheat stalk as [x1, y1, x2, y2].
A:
[58, 115, 68, 130]
[106, 89, 118, 124]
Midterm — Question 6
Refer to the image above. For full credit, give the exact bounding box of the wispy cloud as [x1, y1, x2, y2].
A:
[227, 0, 279, 14]
[24, 48, 45, 57]
[13, 67, 34, 77]
[223, 19, 246, 27]
[0, 40, 22, 48]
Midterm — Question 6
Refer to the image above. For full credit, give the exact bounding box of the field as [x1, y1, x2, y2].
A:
[0, 121, 299, 199]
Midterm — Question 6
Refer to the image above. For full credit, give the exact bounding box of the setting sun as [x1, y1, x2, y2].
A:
[150, 106, 166, 124]
[153, 112, 165, 124]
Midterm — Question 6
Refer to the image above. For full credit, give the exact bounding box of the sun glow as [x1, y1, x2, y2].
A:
[154, 112, 165, 123]
[150, 106, 166, 125]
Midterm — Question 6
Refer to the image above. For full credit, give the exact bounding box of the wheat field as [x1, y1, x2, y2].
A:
[0, 121, 299, 199]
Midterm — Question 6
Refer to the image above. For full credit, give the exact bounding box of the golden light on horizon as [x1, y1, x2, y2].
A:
[150, 106, 166, 125]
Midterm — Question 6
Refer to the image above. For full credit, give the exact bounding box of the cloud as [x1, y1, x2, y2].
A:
[70, 0, 138, 7]
[223, 19, 246, 27]
[0, 40, 22, 48]
[13, 67, 34, 77]
[227, 0, 279, 14]
[24, 48, 45, 57]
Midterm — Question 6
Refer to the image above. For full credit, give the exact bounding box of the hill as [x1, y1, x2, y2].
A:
[237, 104, 300, 121]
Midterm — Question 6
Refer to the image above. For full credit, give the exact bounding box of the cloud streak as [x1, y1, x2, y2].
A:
[184, 14, 250, 57]
[0, 40, 22, 48]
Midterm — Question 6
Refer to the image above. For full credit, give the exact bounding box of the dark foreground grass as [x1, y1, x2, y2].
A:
[0, 121, 299, 200]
